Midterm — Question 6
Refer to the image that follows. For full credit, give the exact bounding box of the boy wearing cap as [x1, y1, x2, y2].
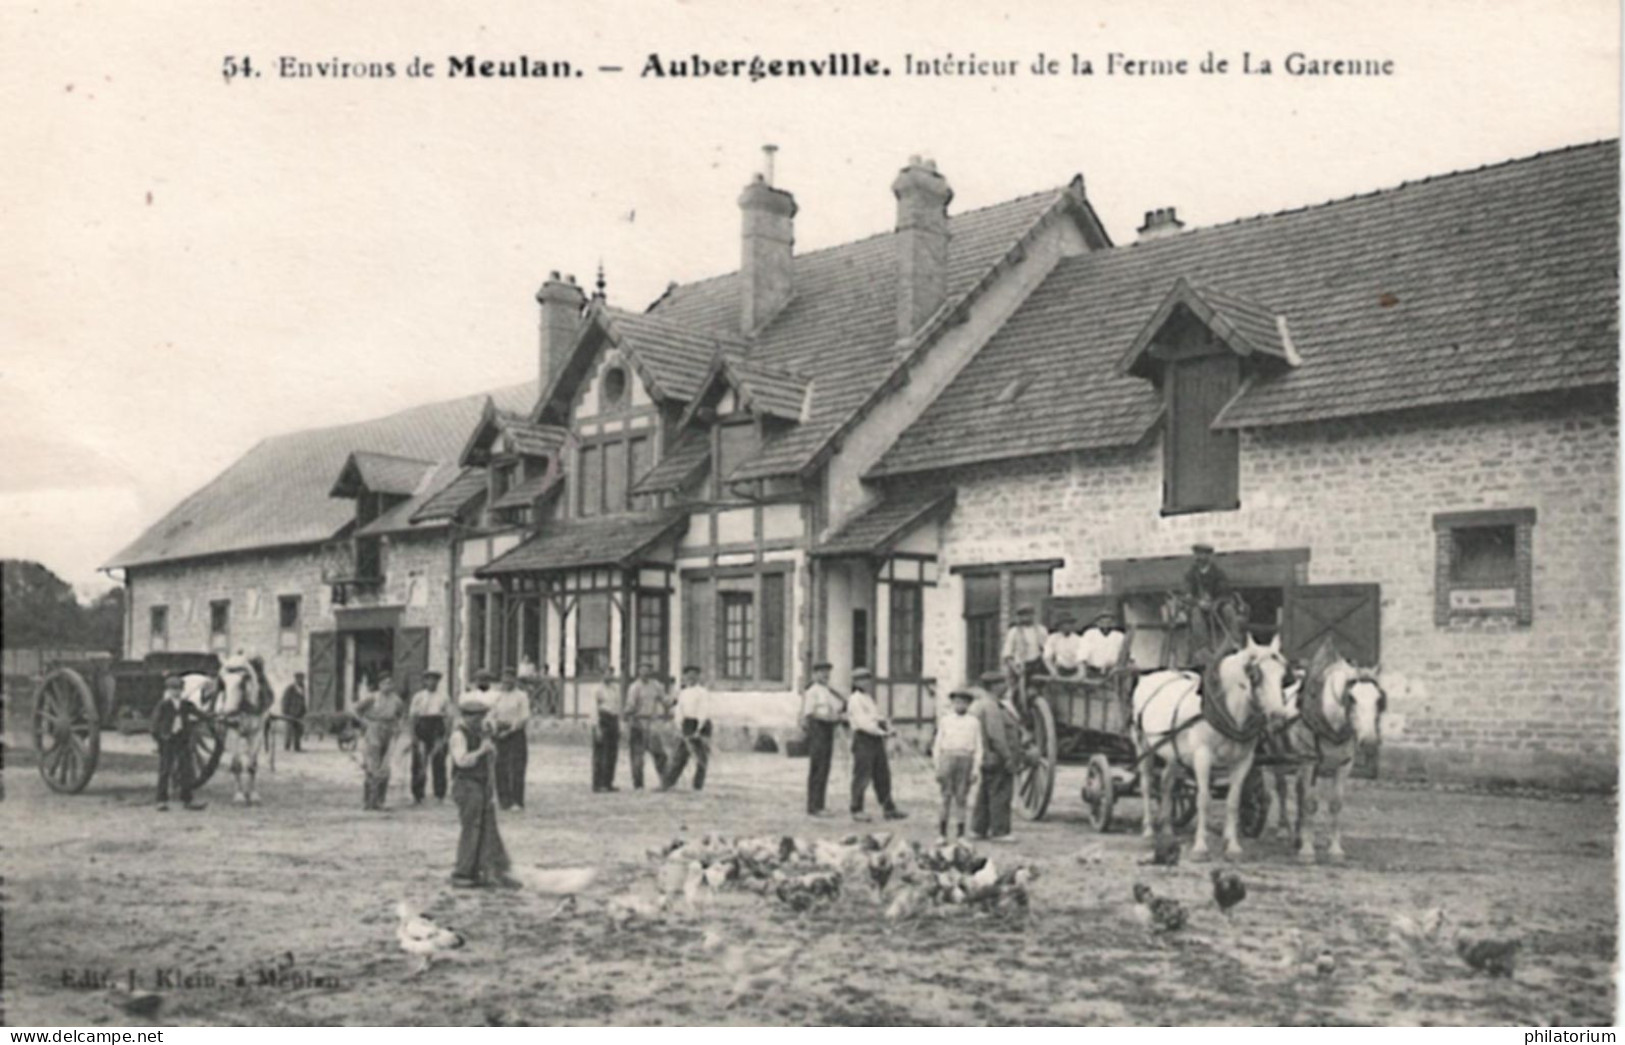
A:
[934, 689, 984, 841]
[355, 673, 405, 811]
[800, 662, 845, 816]
[846, 667, 906, 822]
[491, 668, 530, 810]
[660, 666, 712, 791]
[448, 691, 516, 888]
[151, 675, 208, 811]
[409, 670, 450, 804]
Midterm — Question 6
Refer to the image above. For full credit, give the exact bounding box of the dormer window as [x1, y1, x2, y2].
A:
[1164, 352, 1240, 514]
[601, 364, 628, 407]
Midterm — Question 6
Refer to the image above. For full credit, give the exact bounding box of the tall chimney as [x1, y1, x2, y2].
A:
[536, 271, 586, 391]
[1137, 207, 1185, 241]
[892, 155, 954, 337]
[738, 151, 797, 334]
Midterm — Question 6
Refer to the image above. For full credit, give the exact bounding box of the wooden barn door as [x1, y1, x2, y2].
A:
[1283, 583, 1382, 778]
[1283, 584, 1381, 665]
[308, 630, 338, 714]
[393, 627, 430, 697]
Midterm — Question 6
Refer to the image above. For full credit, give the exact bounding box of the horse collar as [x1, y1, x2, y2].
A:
[1201, 657, 1266, 744]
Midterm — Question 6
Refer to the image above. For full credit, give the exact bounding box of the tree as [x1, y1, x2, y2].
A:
[82, 587, 126, 655]
[1, 560, 120, 652]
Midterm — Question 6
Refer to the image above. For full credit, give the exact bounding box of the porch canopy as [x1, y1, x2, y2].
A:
[813, 488, 955, 558]
[478, 511, 687, 576]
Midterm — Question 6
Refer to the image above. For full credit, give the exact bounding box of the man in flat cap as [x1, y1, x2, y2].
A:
[799, 661, 845, 817]
[448, 689, 517, 888]
[846, 667, 905, 822]
[355, 672, 405, 811]
[1043, 614, 1085, 680]
[490, 668, 530, 810]
[152, 674, 208, 811]
[1002, 604, 1049, 706]
[1185, 543, 1242, 660]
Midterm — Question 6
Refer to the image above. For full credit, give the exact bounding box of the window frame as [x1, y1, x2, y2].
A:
[1434, 508, 1536, 625]
[681, 564, 793, 690]
[954, 560, 1059, 681]
[149, 605, 169, 653]
[575, 591, 612, 677]
[888, 581, 925, 680]
[277, 595, 301, 653]
[208, 599, 231, 654]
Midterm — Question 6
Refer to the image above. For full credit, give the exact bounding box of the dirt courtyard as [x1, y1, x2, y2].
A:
[2, 730, 1616, 1026]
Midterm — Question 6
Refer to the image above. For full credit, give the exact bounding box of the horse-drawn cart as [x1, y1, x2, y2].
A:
[30, 652, 227, 794]
[1008, 612, 1271, 840]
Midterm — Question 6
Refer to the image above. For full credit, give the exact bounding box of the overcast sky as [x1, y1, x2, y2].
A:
[2, 0, 1617, 593]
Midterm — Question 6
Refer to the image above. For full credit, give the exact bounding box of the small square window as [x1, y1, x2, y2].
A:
[208, 600, 231, 653]
[278, 596, 302, 652]
[1449, 525, 1516, 587]
[1434, 509, 1534, 625]
[149, 605, 169, 653]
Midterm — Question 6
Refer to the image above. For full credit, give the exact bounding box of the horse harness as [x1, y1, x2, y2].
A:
[1274, 669, 1388, 772]
[1132, 659, 1269, 772]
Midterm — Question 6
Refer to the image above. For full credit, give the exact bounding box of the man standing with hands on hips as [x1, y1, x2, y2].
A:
[624, 663, 669, 790]
[846, 667, 906, 823]
[800, 661, 845, 817]
[590, 667, 623, 793]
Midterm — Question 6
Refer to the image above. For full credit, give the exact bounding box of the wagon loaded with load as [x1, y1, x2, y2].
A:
[30, 652, 227, 794]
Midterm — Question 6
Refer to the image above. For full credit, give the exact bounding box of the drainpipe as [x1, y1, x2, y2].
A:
[447, 524, 462, 696]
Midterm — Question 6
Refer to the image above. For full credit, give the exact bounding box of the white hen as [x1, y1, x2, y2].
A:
[395, 902, 465, 976]
[509, 866, 598, 895]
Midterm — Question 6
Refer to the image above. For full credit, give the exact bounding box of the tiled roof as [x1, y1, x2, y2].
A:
[814, 488, 956, 557]
[107, 382, 537, 568]
[727, 357, 809, 422]
[411, 467, 488, 523]
[604, 310, 748, 402]
[875, 141, 1619, 477]
[631, 429, 710, 494]
[330, 451, 438, 498]
[478, 511, 687, 575]
[490, 468, 563, 510]
[500, 417, 569, 457]
[356, 461, 464, 538]
[645, 186, 1080, 479]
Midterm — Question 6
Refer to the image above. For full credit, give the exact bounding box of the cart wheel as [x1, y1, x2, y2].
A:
[1082, 754, 1115, 833]
[189, 719, 227, 789]
[1170, 776, 1198, 830]
[33, 668, 101, 794]
[1015, 695, 1057, 821]
[1239, 765, 1269, 840]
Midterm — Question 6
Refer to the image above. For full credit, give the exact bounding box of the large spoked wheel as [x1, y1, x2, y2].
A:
[188, 718, 227, 788]
[1015, 693, 1057, 821]
[1081, 753, 1115, 832]
[33, 668, 101, 793]
[1239, 765, 1269, 840]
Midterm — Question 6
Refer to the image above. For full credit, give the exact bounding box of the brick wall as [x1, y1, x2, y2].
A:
[124, 532, 455, 695]
[924, 395, 1618, 787]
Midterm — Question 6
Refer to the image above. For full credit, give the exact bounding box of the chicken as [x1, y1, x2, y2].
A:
[702, 861, 733, 890]
[884, 885, 927, 922]
[605, 891, 669, 930]
[774, 871, 842, 912]
[1315, 951, 1338, 979]
[656, 858, 689, 897]
[395, 902, 465, 975]
[1457, 935, 1520, 978]
[106, 980, 162, 1018]
[722, 942, 805, 1009]
[509, 866, 598, 894]
[1210, 869, 1246, 917]
[682, 860, 708, 911]
[1390, 907, 1449, 954]
[1074, 843, 1106, 866]
[867, 852, 894, 897]
[965, 859, 1000, 901]
[1131, 883, 1186, 935]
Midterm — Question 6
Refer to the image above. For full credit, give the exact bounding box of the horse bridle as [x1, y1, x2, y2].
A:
[1341, 669, 1388, 716]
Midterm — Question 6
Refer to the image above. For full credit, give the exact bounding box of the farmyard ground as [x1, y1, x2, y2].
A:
[2, 731, 1615, 1026]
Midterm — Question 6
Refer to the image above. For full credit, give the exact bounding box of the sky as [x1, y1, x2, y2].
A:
[1, 0, 1617, 594]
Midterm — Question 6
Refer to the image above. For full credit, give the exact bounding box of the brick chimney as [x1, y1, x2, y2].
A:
[536, 271, 586, 390]
[1137, 207, 1185, 241]
[892, 156, 954, 337]
[738, 151, 797, 334]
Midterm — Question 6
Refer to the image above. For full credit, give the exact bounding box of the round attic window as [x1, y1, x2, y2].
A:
[602, 365, 628, 406]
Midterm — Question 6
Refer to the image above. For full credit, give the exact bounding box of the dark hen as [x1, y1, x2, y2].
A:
[1457, 936, 1520, 978]
[1211, 869, 1247, 916]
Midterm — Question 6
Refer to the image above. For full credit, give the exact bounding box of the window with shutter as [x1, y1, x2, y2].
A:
[1164, 353, 1240, 514]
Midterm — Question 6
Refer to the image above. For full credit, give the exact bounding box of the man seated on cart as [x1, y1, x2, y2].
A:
[1078, 612, 1128, 679]
[1184, 543, 1245, 664]
[1042, 615, 1085, 679]
[1002, 605, 1048, 707]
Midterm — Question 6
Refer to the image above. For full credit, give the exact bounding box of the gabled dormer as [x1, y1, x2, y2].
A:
[458, 399, 568, 527]
[326, 451, 436, 591]
[674, 351, 810, 502]
[1119, 277, 1300, 515]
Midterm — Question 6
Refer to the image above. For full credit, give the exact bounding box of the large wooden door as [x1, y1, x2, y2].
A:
[308, 630, 338, 714]
[393, 627, 431, 696]
[1283, 584, 1381, 666]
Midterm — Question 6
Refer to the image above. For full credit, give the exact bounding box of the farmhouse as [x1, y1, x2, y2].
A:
[108, 140, 1618, 785]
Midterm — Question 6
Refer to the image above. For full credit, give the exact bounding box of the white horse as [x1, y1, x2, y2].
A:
[1131, 635, 1291, 860]
[214, 653, 270, 805]
[1265, 641, 1388, 863]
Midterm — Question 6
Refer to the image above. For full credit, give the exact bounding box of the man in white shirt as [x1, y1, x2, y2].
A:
[660, 665, 712, 791]
[1002, 605, 1049, 700]
[1043, 616, 1087, 678]
[799, 661, 846, 817]
[589, 668, 624, 793]
[490, 668, 531, 811]
[1079, 613, 1128, 675]
[408, 670, 450, 805]
[846, 667, 906, 823]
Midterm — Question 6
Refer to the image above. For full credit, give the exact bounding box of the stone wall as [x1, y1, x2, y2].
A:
[923, 395, 1618, 787]
[124, 532, 455, 696]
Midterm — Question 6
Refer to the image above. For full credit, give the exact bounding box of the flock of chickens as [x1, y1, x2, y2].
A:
[646, 831, 1041, 920]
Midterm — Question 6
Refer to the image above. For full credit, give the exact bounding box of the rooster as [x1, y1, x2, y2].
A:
[1390, 907, 1449, 955]
[1131, 883, 1186, 935]
[1457, 935, 1520, 978]
[1210, 869, 1246, 918]
[395, 902, 465, 976]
